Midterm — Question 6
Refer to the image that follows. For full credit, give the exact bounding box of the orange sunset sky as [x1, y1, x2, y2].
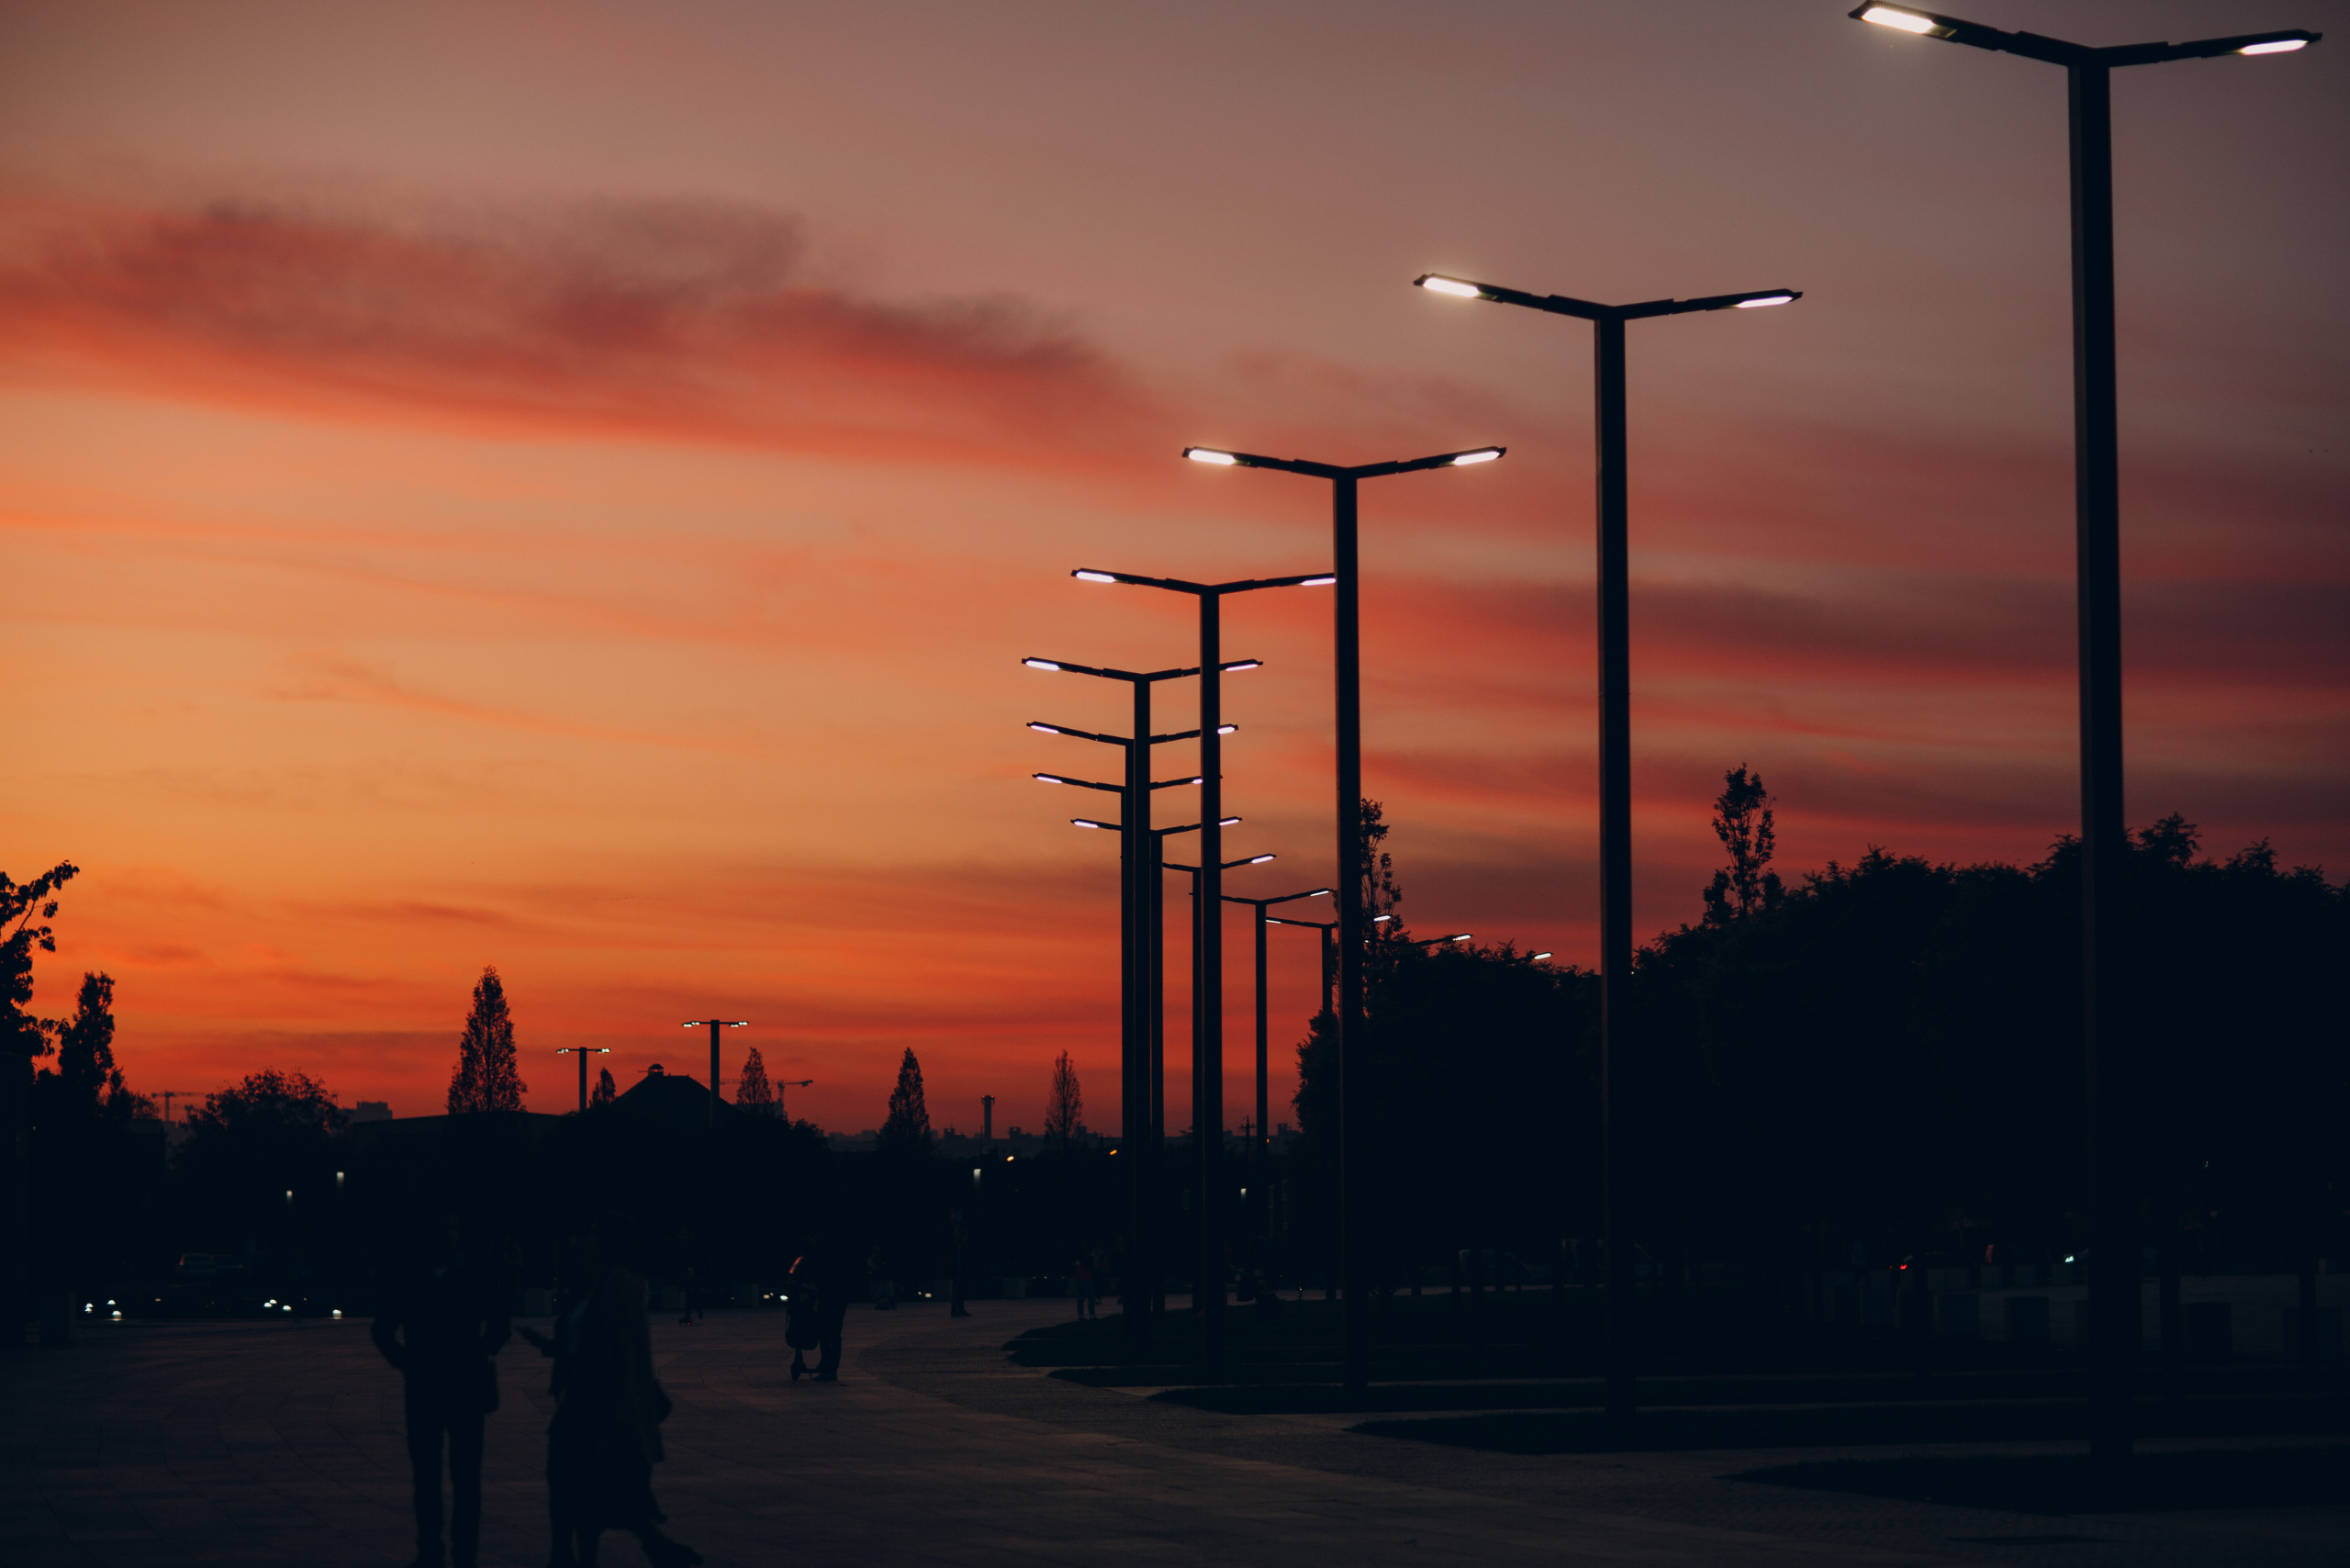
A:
[5, 1, 2344, 1137]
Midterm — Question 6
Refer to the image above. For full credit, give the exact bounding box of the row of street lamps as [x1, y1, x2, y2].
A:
[1022, 3, 2317, 1461]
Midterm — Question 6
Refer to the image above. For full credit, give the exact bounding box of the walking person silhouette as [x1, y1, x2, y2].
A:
[520, 1214, 701, 1568]
[784, 1244, 821, 1381]
[372, 1213, 509, 1568]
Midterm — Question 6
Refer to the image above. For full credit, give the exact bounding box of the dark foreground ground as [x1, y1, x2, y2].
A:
[4, 1298, 2344, 1566]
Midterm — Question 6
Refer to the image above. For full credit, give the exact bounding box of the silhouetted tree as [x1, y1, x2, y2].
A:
[2, 860, 77, 1338]
[590, 1067, 617, 1109]
[878, 1048, 933, 1159]
[32, 972, 155, 1299]
[1358, 796, 1404, 927]
[737, 1047, 776, 1114]
[447, 967, 524, 1114]
[42, 972, 130, 1111]
[1044, 1052, 1081, 1148]
[175, 1069, 349, 1275]
[1701, 765, 1784, 926]
[873, 1049, 937, 1288]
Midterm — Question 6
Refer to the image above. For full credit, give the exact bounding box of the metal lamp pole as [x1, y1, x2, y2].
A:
[1181, 442, 1504, 1391]
[1163, 846, 1281, 1344]
[1075, 565, 1331, 1372]
[1848, 0, 2320, 1471]
[680, 1020, 747, 1126]
[1415, 272, 1797, 1421]
[1027, 667, 1246, 1351]
[1265, 916, 1338, 1018]
[555, 1047, 611, 1112]
[1140, 815, 1239, 1317]
[1220, 887, 1334, 1272]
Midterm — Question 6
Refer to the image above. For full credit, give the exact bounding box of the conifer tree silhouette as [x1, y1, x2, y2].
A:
[737, 1047, 776, 1114]
[878, 1047, 932, 1157]
[1045, 1051, 1082, 1148]
[447, 966, 525, 1114]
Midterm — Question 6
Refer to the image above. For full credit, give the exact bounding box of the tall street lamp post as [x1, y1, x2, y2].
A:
[1263, 915, 1337, 1018]
[680, 1019, 747, 1126]
[1415, 271, 1797, 1421]
[1027, 667, 1245, 1351]
[1181, 442, 1503, 1391]
[1163, 847, 1280, 1338]
[555, 1046, 611, 1112]
[1848, 0, 2319, 1470]
[1076, 566, 1330, 1371]
[1072, 812, 1242, 1316]
[1126, 815, 1243, 1316]
[1220, 887, 1334, 1270]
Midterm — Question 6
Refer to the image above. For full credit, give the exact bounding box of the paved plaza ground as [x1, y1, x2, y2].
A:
[5, 1300, 2344, 1567]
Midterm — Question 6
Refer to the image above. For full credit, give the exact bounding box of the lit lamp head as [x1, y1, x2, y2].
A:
[1415, 274, 1487, 299]
[1853, 4, 1951, 36]
[1183, 447, 1240, 465]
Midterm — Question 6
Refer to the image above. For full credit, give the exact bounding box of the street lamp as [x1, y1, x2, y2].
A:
[679, 1020, 747, 1126]
[1026, 655, 1258, 1351]
[1221, 886, 1334, 1268]
[554, 1046, 611, 1112]
[1416, 270, 1796, 1423]
[1181, 441, 1504, 1391]
[1847, 0, 2320, 1472]
[1162, 846, 1282, 1333]
[1264, 915, 1337, 1018]
[1074, 566, 1333, 1371]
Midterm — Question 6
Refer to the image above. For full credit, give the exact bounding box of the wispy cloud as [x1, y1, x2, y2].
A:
[0, 193, 1158, 465]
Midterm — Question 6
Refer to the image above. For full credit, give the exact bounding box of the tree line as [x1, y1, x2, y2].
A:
[1290, 780, 2347, 1291]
